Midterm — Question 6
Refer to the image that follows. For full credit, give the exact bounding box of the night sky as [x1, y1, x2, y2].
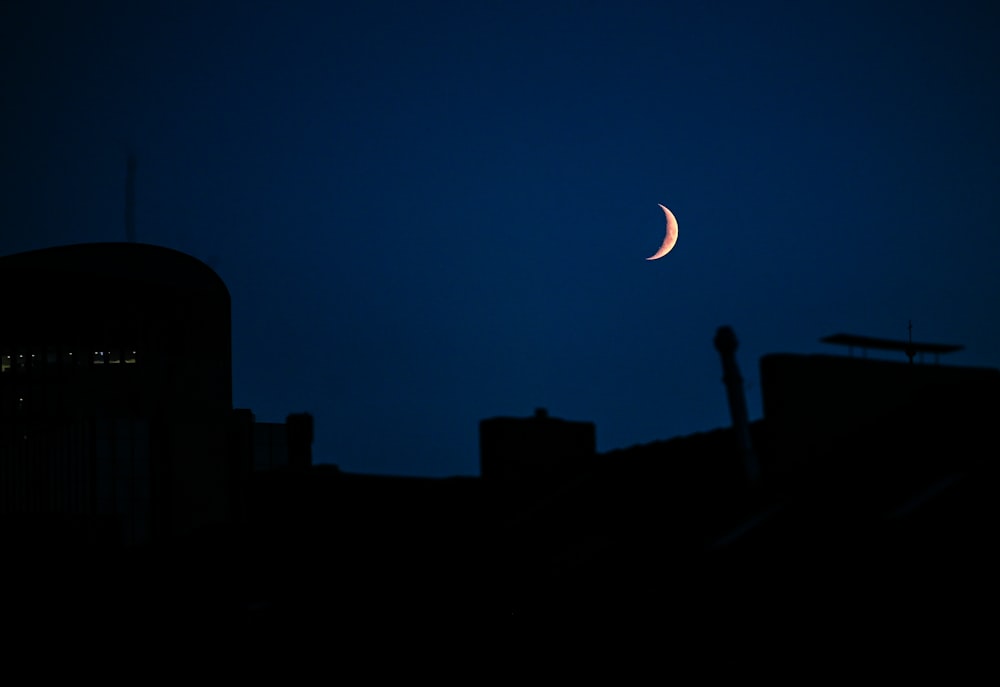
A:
[3, 1, 999, 477]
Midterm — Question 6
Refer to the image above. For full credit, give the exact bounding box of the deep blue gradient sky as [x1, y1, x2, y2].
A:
[4, 1, 999, 476]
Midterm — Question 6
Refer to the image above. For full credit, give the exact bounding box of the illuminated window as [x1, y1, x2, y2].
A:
[93, 351, 105, 365]
[109, 350, 121, 364]
[125, 350, 137, 364]
[1, 355, 9, 373]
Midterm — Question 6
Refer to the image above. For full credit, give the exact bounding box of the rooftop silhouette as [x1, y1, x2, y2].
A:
[2, 242, 997, 628]
[821, 330, 964, 363]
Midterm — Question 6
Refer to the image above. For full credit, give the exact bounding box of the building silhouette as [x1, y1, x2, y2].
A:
[760, 341, 1000, 496]
[479, 407, 596, 487]
[0, 243, 307, 551]
[482, 335, 1000, 620]
[2, 242, 996, 628]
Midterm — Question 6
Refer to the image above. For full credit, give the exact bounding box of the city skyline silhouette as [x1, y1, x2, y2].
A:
[2, 239, 997, 629]
[3, 2, 999, 478]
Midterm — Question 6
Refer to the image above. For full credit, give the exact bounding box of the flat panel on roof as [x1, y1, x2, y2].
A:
[821, 333, 963, 355]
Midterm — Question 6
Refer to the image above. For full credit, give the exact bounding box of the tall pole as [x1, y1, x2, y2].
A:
[714, 326, 760, 483]
[905, 320, 915, 364]
[125, 154, 137, 243]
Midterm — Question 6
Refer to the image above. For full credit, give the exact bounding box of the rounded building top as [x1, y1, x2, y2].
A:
[0, 242, 228, 298]
[0, 242, 233, 415]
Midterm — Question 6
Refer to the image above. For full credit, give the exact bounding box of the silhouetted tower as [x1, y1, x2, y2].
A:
[714, 326, 759, 483]
[125, 154, 137, 243]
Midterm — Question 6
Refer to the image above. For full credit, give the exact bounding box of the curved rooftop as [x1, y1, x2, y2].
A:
[0, 242, 228, 297]
[0, 242, 233, 415]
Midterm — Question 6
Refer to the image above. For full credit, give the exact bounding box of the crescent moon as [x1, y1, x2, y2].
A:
[646, 204, 678, 261]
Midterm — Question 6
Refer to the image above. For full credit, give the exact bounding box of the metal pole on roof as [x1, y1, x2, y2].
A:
[125, 154, 137, 243]
[714, 326, 760, 484]
[906, 320, 916, 364]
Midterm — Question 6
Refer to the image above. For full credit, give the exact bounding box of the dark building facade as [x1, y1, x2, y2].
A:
[0, 243, 237, 546]
[759, 351, 1000, 491]
[479, 407, 596, 484]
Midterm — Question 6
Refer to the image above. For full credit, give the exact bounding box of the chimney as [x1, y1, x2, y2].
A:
[714, 326, 759, 483]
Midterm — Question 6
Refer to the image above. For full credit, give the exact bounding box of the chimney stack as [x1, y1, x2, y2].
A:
[714, 326, 759, 483]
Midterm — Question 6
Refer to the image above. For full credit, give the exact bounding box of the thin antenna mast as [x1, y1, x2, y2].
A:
[125, 154, 137, 243]
[906, 320, 915, 364]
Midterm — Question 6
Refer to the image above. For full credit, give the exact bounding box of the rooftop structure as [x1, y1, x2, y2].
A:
[821, 331, 963, 364]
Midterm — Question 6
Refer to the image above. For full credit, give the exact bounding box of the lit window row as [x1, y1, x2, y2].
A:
[90, 350, 138, 365]
[1, 350, 138, 372]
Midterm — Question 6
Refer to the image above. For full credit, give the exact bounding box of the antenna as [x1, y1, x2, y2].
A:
[125, 154, 137, 243]
[906, 320, 915, 364]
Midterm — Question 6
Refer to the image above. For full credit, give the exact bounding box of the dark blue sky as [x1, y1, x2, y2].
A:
[3, 1, 999, 476]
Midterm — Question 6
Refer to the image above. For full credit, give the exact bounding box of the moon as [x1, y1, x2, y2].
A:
[646, 204, 678, 261]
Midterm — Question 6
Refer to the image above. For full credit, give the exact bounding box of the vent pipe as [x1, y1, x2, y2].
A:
[714, 326, 759, 483]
